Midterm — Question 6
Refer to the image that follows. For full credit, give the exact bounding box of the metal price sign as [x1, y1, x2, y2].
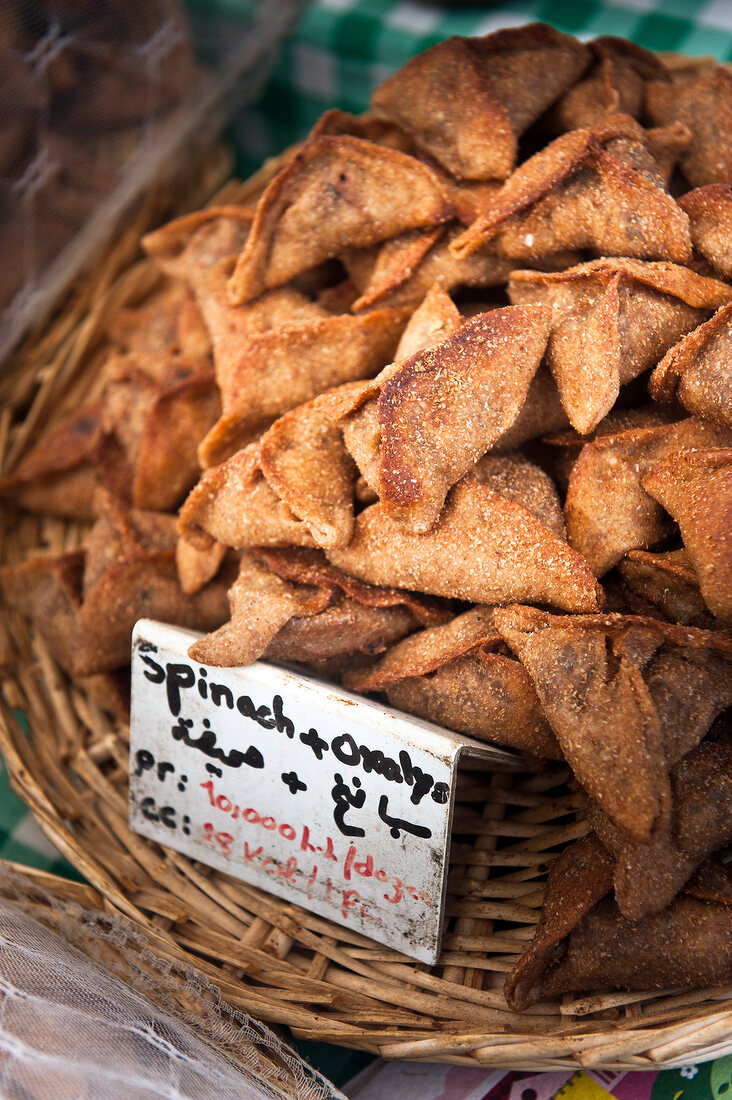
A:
[129, 619, 518, 964]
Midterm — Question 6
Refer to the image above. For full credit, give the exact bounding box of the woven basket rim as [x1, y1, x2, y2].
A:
[1, 60, 731, 1070]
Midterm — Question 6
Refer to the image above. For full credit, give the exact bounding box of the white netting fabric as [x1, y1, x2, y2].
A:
[0, 865, 341, 1100]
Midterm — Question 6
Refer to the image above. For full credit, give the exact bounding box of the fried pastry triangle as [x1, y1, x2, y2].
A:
[227, 135, 451, 305]
[201, 302, 409, 466]
[0, 501, 230, 677]
[344, 225, 570, 313]
[564, 417, 732, 576]
[370, 25, 589, 180]
[393, 285, 462, 362]
[97, 354, 219, 511]
[619, 549, 712, 627]
[258, 386, 360, 551]
[142, 206, 254, 290]
[550, 36, 669, 132]
[340, 305, 551, 532]
[494, 605, 732, 840]
[505, 834, 732, 1010]
[327, 474, 602, 612]
[452, 115, 691, 264]
[589, 740, 732, 920]
[650, 302, 732, 428]
[472, 453, 566, 539]
[176, 537, 230, 597]
[509, 259, 731, 433]
[0, 402, 104, 520]
[345, 227, 446, 313]
[177, 443, 316, 553]
[492, 368, 569, 451]
[678, 184, 732, 277]
[643, 448, 732, 624]
[107, 280, 211, 359]
[645, 644, 732, 766]
[188, 552, 330, 667]
[646, 64, 732, 187]
[345, 606, 561, 758]
[189, 547, 445, 667]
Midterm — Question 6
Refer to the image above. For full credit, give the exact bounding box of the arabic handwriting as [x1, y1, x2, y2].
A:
[171, 717, 264, 770]
[377, 795, 433, 840]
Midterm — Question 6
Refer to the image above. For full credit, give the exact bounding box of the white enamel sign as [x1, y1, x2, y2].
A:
[129, 619, 519, 963]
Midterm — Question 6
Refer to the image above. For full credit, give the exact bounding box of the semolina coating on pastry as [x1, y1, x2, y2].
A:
[370, 25, 590, 181]
[589, 740, 732, 921]
[564, 417, 732, 576]
[504, 834, 732, 1011]
[650, 302, 732, 429]
[327, 474, 603, 612]
[452, 114, 691, 264]
[494, 605, 732, 842]
[509, 259, 732, 434]
[643, 448, 732, 625]
[227, 135, 452, 305]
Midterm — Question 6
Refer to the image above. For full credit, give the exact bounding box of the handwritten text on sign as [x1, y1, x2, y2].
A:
[129, 620, 515, 962]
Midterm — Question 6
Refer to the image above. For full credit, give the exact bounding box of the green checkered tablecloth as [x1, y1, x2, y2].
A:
[4, 0, 732, 895]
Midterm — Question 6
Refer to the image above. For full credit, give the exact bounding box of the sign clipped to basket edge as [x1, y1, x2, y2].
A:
[129, 619, 520, 964]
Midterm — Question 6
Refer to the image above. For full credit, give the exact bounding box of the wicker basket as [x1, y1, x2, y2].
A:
[1, 126, 731, 1074]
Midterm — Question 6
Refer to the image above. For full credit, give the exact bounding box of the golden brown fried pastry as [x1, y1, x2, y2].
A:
[258, 386, 360, 551]
[97, 354, 219, 511]
[543, 403, 679, 493]
[188, 551, 329, 667]
[189, 547, 444, 667]
[678, 185, 732, 278]
[345, 606, 561, 758]
[257, 546, 447, 627]
[650, 303, 732, 428]
[550, 36, 669, 132]
[201, 302, 409, 466]
[340, 306, 551, 532]
[0, 501, 230, 677]
[0, 403, 104, 520]
[344, 224, 575, 313]
[494, 605, 732, 841]
[142, 206, 255, 289]
[452, 114, 691, 264]
[619, 549, 712, 628]
[492, 368, 569, 452]
[643, 448, 732, 625]
[564, 417, 732, 576]
[227, 136, 452, 305]
[370, 25, 589, 180]
[504, 833, 732, 1010]
[107, 281, 211, 360]
[178, 443, 316, 553]
[328, 474, 602, 612]
[589, 740, 732, 921]
[309, 108, 415, 153]
[196, 262, 325, 385]
[345, 227, 446, 313]
[393, 285, 462, 362]
[644, 647, 732, 768]
[509, 259, 731, 433]
[646, 64, 732, 187]
[176, 537, 229, 597]
[472, 453, 565, 539]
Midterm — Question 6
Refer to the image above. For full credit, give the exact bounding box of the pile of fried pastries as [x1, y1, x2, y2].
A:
[2, 25, 731, 1012]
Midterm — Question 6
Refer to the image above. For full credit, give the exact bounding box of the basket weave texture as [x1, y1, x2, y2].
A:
[1, 142, 731, 1074]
